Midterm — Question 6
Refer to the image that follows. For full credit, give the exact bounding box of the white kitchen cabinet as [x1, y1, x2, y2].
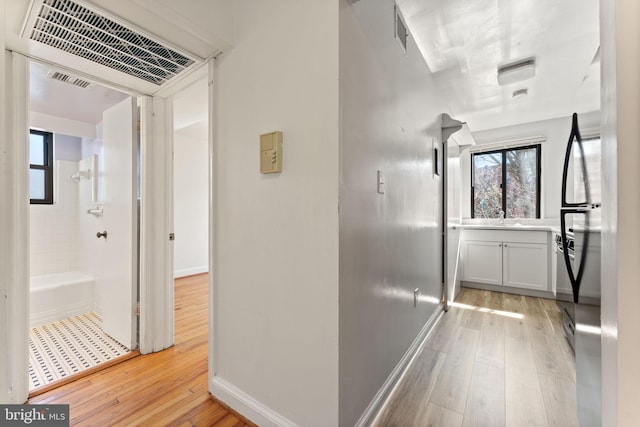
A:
[461, 240, 502, 285]
[461, 229, 550, 293]
[502, 242, 548, 290]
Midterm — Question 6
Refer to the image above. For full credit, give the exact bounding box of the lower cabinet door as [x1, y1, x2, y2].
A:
[462, 240, 502, 285]
[502, 242, 548, 291]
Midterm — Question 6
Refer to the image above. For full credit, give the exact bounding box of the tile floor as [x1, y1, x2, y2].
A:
[28, 312, 129, 390]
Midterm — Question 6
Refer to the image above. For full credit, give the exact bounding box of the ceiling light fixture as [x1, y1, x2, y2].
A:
[512, 88, 529, 99]
[497, 58, 536, 86]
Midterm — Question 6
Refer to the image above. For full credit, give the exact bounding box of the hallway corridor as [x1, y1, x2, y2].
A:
[374, 288, 577, 427]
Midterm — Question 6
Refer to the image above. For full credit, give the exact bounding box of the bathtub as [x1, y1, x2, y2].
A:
[30, 272, 95, 328]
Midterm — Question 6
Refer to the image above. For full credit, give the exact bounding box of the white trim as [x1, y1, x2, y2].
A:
[207, 59, 216, 380]
[1, 51, 30, 404]
[0, 32, 8, 404]
[174, 266, 208, 278]
[209, 376, 299, 427]
[469, 135, 546, 153]
[358, 306, 445, 427]
[153, 60, 209, 99]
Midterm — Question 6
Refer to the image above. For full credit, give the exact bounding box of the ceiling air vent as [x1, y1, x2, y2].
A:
[26, 0, 197, 86]
[47, 70, 92, 88]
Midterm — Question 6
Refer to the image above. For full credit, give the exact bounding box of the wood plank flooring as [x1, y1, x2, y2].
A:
[29, 274, 254, 427]
[375, 288, 577, 427]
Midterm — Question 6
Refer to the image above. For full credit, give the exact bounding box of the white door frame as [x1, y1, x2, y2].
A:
[1, 51, 30, 404]
[0, 52, 175, 403]
[207, 58, 217, 379]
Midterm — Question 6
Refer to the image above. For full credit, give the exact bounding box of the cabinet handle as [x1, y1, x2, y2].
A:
[504, 244, 508, 247]
[499, 243, 502, 247]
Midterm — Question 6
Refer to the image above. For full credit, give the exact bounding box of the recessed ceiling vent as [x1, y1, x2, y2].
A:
[47, 70, 92, 88]
[26, 0, 197, 85]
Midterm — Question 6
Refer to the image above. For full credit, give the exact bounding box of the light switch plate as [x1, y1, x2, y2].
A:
[260, 131, 283, 174]
[377, 170, 385, 194]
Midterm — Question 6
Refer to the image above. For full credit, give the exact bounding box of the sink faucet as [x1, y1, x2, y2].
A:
[498, 210, 505, 224]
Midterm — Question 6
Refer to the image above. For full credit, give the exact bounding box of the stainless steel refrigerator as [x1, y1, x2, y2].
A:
[560, 113, 602, 427]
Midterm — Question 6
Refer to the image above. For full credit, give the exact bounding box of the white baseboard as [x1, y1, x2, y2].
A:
[355, 306, 445, 427]
[174, 266, 208, 278]
[210, 376, 298, 427]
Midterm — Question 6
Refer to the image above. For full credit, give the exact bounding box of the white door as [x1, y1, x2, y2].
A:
[100, 97, 138, 350]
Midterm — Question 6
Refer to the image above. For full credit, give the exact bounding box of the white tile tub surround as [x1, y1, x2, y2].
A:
[77, 154, 106, 316]
[30, 161, 81, 276]
[29, 272, 95, 327]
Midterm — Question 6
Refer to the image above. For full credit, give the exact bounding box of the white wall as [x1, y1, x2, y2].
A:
[461, 111, 600, 221]
[54, 134, 82, 162]
[173, 131, 208, 277]
[30, 160, 81, 276]
[30, 111, 96, 139]
[211, 1, 339, 426]
[600, 0, 640, 424]
[30, 133, 87, 277]
[339, 1, 447, 425]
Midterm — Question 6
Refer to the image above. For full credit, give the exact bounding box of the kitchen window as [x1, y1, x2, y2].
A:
[29, 129, 54, 204]
[472, 144, 541, 219]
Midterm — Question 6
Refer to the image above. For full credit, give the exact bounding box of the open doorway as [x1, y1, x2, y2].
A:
[172, 77, 209, 281]
[27, 59, 139, 394]
[173, 78, 209, 282]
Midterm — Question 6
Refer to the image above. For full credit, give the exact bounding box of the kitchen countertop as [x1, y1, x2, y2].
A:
[455, 223, 556, 232]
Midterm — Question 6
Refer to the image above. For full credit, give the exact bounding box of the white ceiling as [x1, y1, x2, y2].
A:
[14, 0, 600, 133]
[396, 0, 601, 132]
[30, 60, 128, 124]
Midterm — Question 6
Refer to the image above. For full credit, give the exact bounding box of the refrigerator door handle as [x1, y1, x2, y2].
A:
[560, 209, 591, 303]
[561, 113, 592, 209]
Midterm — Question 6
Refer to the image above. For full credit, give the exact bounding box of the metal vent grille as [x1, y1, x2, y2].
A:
[47, 70, 92, 88]
[29, 0, 196, 85]
[394, 5, 408, 55]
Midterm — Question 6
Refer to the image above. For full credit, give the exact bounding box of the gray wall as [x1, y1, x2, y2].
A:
[339, 1, 447, 425]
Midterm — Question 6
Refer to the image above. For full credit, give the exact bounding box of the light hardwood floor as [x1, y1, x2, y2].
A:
[374, 288, 578, 427]
[29, 274, 254, 427]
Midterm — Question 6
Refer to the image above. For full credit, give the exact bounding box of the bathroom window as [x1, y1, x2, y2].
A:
[471, 144, 541, 219]
[29, 129, 54, 204]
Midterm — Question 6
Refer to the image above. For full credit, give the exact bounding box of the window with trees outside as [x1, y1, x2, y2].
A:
[29, 129, 54, 205]
[472, 144, 541, 219]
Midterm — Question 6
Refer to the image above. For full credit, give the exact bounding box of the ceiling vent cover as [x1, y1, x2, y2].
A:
[28, 0, 196, 85]
[47, 70, 92, 88]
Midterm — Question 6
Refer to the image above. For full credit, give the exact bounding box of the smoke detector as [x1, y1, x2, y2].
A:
[22, 0, 199, 86]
